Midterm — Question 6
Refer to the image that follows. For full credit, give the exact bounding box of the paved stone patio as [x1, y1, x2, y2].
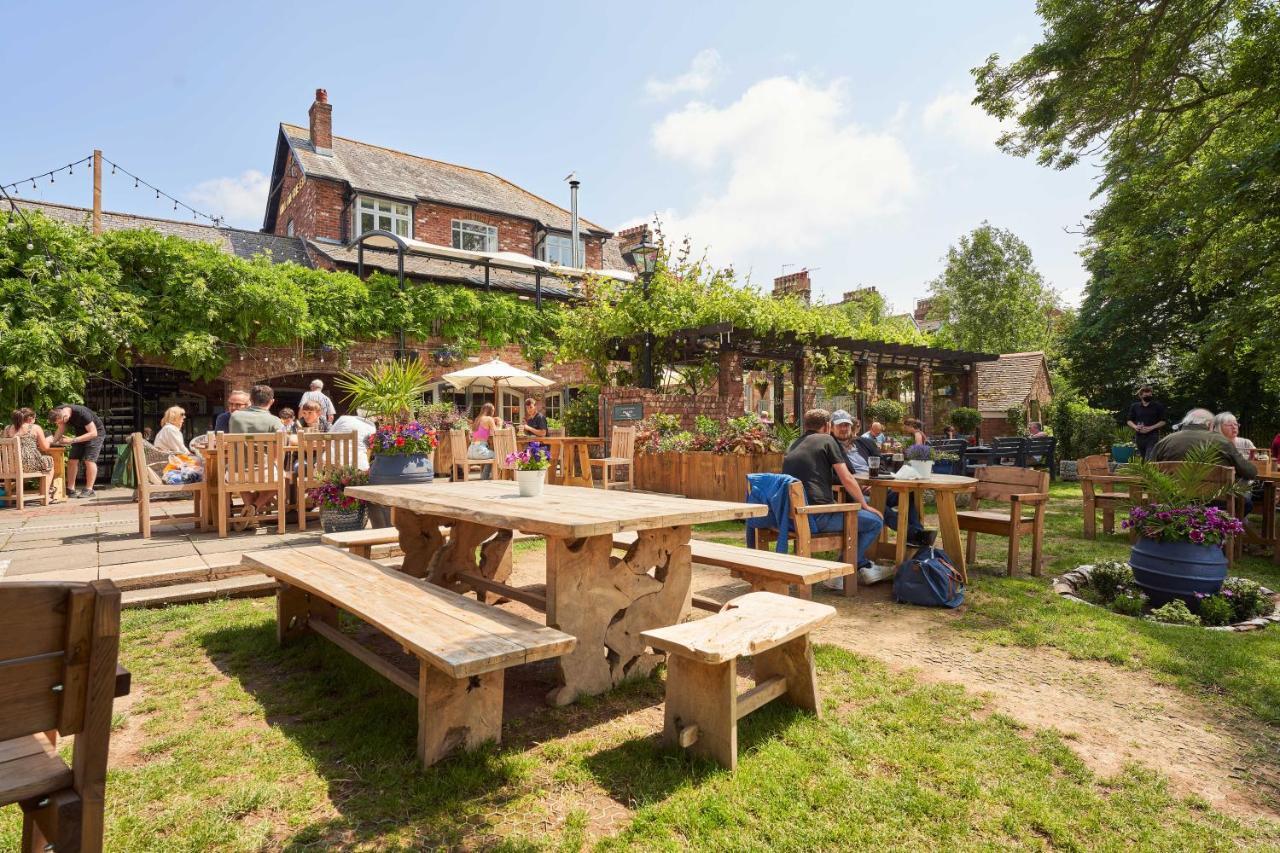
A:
[0, 486, 322, 584]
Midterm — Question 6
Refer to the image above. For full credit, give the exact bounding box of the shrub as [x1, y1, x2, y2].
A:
[1089, 560, 1134, 604]
[1110, 589, 1147, 617]
[694, 414, 721, 437]
[1149, 599, 1201, 626]
[949, 406, 982, 433]
[1196, 594, 1235, 627]
[1220, 577, 1272, 622]
[563, 386, 599, 437]
[864, 398, 906, 427]
[1051, 401, 1120, 461]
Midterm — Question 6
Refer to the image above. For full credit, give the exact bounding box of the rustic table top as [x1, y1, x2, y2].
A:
[346, 480, 765, 539]
[864, 473, 977, 491]
[517, 436, 603, 444]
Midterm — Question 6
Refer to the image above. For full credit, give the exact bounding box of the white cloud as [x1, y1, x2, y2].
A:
[921, 89, 1005, 151]
[644, 76, 915, 261]
[645, 49, 723, 99]
[186, 169, 269, 226]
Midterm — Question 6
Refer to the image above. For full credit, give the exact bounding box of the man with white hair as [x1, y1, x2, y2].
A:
[299, 378, 336, 424]
[1154, 408, 1256, 481]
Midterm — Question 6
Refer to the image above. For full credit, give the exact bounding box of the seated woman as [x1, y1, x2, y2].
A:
[902, 417, 927, 447]
[5, 409, 55, 496]
[468, 402, 501, 479]
[154, 406, 191, 454]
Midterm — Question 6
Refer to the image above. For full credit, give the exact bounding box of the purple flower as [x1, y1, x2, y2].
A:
[1188, 529, 1205, 543]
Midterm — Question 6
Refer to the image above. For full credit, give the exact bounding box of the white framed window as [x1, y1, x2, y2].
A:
[543, 392, 563, 421]
[501, 391, 522, 425]
[356, 196, 412, 238]
[452, 219, 498, 252]
[285, 219, 294, 237]
[539, 233, 585, 266]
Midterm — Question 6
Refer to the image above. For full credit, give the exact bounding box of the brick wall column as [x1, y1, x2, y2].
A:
[717, 349, 744, 416]
[918, 364, 933, 429]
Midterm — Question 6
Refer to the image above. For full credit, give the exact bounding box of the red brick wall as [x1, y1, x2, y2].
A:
[598, 386, 740, 438]
[275, 173, 346, 242]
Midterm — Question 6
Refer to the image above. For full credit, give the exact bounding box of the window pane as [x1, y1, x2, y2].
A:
[360, 212, 375, 232]
[395, 219, 408, 237]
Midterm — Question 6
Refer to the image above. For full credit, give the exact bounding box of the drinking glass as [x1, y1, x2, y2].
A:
[869, 456, 881, 478]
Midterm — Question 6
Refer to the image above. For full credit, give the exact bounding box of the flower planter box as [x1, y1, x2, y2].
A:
[1130, 538, 1228, 607]
[634, 451, 783, 502]
[1111, 444, 1136, 464]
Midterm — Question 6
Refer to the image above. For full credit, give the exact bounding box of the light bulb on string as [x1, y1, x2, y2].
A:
[134, 178, 138, 188]
[111, 165, 116, 175]
[68, 164, 73, 175]
[49, 174, 54, 184]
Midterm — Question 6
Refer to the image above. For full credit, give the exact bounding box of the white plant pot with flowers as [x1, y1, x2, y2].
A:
[905, 443, 935, 477]
[508, 441, 552, 497]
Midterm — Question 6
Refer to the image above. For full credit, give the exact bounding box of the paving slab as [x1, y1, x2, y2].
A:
[97, 532, 192, 553]
[4, 544, 100, 574]
[0, 566, 98, 583]
[99, 542, 199, 567]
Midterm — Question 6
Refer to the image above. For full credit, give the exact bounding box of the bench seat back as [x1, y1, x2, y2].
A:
[973, 465, 1048, 503]
[242, 546, 574, 677]
[641, 591, 834, 664]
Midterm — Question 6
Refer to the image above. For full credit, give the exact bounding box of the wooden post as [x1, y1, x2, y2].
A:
[92, 149, 103, 235]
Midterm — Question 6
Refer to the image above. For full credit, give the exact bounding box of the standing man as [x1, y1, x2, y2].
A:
[783, 409, 883, 589]
[300, 379, 337, 425]
[1126, 385, 1167, 461]
[49, 403, 105, 498]
[214, 389, 250, 433]
[521, 397, 549, 437]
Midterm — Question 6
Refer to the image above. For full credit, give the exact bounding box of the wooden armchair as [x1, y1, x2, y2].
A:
[590, 426, 636, 490]
[0, 436, 54, 510]
[956, 466, 1050, 576]
[0, 579, 129, 853]
[131, 432, 207, 539]
[294, 432, 359, 531]
[753, 480, 861, 597]
[216, 433, 287, 537]
[1078, 454, 1135, 539]
[449, 430, 495, 481]
[1155, 461, 1238, 567]
[491, 427, 517, 481]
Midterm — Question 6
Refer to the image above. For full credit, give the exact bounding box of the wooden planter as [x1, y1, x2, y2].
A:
[633, 451, 783, 502]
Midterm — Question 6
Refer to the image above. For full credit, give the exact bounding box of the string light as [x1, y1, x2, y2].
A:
[1, 155, 93, 195]
[102, 156, 224, 225]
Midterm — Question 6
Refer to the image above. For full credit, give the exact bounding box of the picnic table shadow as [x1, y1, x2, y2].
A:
[199, 615, 670, 848]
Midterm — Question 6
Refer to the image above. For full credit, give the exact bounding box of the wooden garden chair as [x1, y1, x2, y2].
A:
[1154, 461, 1238, 567]
[0, 579, 129, 853]
[491, 427, 517, 481]
[449, 430, 495, 481]
[294, 432, 359, 531]
[956, 465, 1050, 576]
[752, 480, 861, 596]
[1078, 454, 1135, 539]
[0, 436, 54, 510]
[131, 432, 207, 539]
[590, 426, 636, 490]
[216, 433, 288, 537]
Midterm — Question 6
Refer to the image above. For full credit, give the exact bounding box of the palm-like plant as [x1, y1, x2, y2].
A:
[1119, 443, 1251, 506]
[335, 359, 432, 424]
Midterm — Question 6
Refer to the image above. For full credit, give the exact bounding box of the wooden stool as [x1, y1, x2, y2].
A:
[640, 591, 835, 770]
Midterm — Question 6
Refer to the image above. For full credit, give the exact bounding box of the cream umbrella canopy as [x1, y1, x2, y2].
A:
[442, 358, 555, 420]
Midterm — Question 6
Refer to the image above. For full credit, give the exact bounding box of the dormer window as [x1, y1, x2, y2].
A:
[539, 233, 586, 267]
[356, 196, 411, 238]
[452, 219, 497, 252]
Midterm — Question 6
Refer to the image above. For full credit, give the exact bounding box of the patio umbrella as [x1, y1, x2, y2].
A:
[442, 359, 555, 419]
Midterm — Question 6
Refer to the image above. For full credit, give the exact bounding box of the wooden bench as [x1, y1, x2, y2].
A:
[612, 530, 850, 608]
[320, 527, 403, 559]
[1, 580, 130, 853]
[641, 591, 835, 770]
[241, 545, 575, 767]
[955, 466, 1050, 577]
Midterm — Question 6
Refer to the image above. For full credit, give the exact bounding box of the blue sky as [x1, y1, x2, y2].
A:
[0, 1, 1098, 310]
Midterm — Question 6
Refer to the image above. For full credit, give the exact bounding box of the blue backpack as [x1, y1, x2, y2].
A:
[893, 546, 965, 608]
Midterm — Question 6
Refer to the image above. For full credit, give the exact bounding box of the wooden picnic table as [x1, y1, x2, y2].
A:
[517, 435, 603, 488]
[1247, 470, 1280, 564]
[863, 474, 977, 574]
[345, 479, 766, 706]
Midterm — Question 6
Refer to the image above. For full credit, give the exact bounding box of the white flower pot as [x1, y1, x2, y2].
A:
[516, 469, 546, 497]
[907, 460, 934, 478]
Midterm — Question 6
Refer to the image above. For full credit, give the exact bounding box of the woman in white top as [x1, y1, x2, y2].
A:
[1212, 411, 1256, 453]
[154, 406, 190, 454]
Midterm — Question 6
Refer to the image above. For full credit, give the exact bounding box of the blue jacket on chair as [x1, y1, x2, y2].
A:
[744, 472, 798, 553]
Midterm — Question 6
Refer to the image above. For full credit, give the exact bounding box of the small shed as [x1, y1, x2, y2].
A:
[974, 351, 1053, 437]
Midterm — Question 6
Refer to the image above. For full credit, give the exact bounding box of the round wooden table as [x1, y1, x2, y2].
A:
[864, 473, 977, 579]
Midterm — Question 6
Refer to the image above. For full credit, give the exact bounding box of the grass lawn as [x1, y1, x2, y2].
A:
[0, 593, 1274, 849]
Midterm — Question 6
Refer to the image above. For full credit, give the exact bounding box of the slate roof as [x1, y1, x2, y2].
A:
[975, 351, 1051, 413]
[306, 241, 579, 301]
[277, 124, 610, 236]
[10, 198, 311, 266]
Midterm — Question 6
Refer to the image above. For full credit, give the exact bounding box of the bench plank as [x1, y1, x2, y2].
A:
[241, 546, 574, 678]
[613, 532, 849, 585]
[641, 591, 834, 664]
[0, 735, 72, 807]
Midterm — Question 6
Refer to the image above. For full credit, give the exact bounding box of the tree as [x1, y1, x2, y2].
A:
[973, 0, 1280, 426]
[926, 223, 1060, 355]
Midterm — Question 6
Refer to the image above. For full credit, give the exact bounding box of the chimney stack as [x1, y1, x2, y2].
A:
[772, 269, 811, 303]
[309, 88, 333, 155]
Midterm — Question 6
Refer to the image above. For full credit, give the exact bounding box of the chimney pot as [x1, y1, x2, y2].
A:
[315, 88, 328, 104]
[309, 89, 333, 154]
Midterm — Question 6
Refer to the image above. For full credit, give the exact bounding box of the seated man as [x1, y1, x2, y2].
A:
[1155, 408, 1256, 514]
[831, 410, 932, 550]
[782, 409, 883, 587]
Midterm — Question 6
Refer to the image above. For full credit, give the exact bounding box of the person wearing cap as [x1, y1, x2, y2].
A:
[831, 410, 932, 551]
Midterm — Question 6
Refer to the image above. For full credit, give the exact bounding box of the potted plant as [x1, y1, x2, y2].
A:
[1112, 440, 1137, 464]
[506, 441, 552, 496]
[431, 345, 462, 366]
[336, 360, 438, 487]
[863, 398, 907, 431]
[904, 443, 935, 477]
[949, 407, 982, 441]
[307, 466, 370, 533]
[1120, 445, 1248, 606]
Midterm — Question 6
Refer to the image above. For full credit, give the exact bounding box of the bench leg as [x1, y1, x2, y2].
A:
[753, 633, 821, 718]
[277, 584, 337, 645]
[1083, 497, 1096, 539]
[21, 790, 81, 853]
[664, 654, 737, 771]
[396, 511, 447, 579]
[417, 664, 503, 767]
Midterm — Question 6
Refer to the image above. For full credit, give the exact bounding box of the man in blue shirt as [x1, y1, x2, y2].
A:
[832, 410, 932, 549]
[214, 389, 249, 433]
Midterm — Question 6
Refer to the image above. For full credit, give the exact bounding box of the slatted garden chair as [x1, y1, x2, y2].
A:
[295, 431, 360, 531]
[216, 432, 288, 537]
[0, 436, 54, 511]
[131, 432, 207, 539]
[955, 465, 1050, 576]
[491, 427, 517, 481]
[1078, 454, 1134, 539]
[590, 426, 636, 490]
[449, 430, 496, 481]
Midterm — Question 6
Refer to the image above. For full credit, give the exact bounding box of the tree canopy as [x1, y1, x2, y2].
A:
[974, 0, 1280, 428]
[925, 222, 1063, 356]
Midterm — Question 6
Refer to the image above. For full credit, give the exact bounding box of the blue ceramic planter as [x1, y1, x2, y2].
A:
[368, 452, 434, 486]
[1129, 537, 1227, 607]
[1111, 444, 1135, 464]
